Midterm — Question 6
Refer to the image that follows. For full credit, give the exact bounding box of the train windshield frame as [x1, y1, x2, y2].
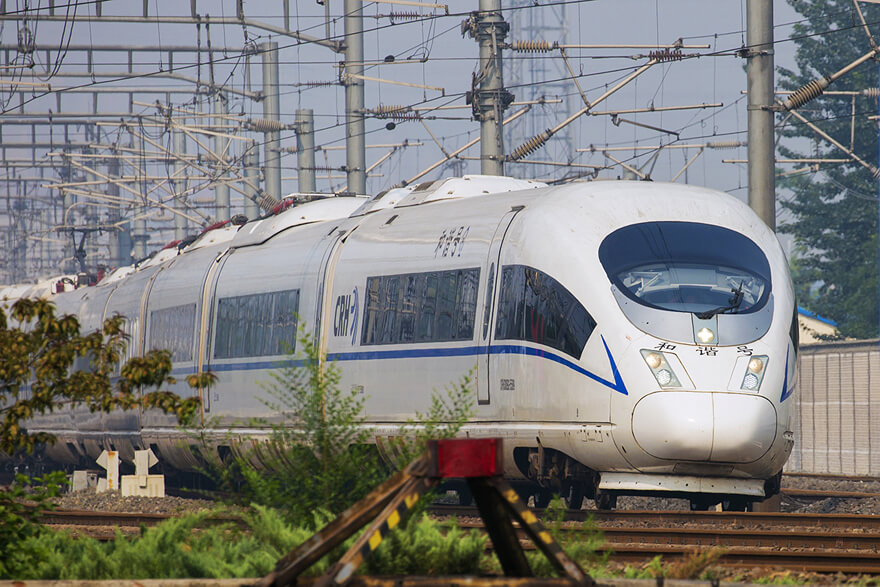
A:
[598, 221, 771, 316]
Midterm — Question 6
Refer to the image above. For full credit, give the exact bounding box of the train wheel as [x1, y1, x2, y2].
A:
[689, 497, 716, 511]
[565, 484, 585, 510]
[595, 492, 617, 511]
[457, 485, 474, 506]
[722, 498, 751, 512]
[534, 489, 553, 508]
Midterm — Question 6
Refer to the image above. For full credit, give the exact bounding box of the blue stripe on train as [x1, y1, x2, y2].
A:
[188, 335, 628, 395]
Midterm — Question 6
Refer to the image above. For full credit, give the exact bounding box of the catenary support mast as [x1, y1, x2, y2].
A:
[344, 0, 367, 194]
[260, 42, 282, 203]
[746, 0, 776, 230]
[296, 109, 317, 194]
[467, 0, 512, 176]
[213, 92, 231, 221]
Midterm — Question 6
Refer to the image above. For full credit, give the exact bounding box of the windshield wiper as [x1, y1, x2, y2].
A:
[695, 282, 744, 320]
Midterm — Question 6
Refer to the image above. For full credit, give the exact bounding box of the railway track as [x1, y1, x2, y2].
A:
[783, 486, 880, 501]
[431, 504, 880, 529]
[436, 506, 880, 573]
[42, 507, 880, 574]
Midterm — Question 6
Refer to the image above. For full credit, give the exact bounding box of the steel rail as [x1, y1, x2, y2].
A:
[429, 504, 880, 530]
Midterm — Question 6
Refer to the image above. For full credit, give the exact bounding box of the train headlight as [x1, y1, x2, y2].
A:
[748, 357, 765, 374]
[644, 352, 663, 369]
[696, 327, 715, 344]
[656, 369, 673, 386]
[740, 355, 769, 391]
[742, 373, 760, 390]
[640, 349, 681, 388]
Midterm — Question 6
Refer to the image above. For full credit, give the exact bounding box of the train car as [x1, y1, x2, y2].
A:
[14, 176, 798, 510]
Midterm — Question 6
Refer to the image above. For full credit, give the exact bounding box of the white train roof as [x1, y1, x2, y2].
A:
[231, 196, 368, 248]
[137, 246, 183, 270]
[350, 185, 416, 216]
[186, 224, 241, 251]
[101, 265, 137, 284]
[396, 175, 546, 208]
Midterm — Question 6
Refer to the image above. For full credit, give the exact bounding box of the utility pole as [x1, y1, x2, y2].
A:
[107, 155, 132, 268]
[173, 129, 188, 240]
[213, 91, 231, 221]
[260, 41, 282, 203]
[746, 0, 775, 230]
[344, 0, 366, 194]
[296, 108, 317, 193]
[131, 137, 149, 261]
[465, 0, 513, 176]
[62, 179, 77, 274]
[242, 142, 261, 220]
[41, 207, 50, 274]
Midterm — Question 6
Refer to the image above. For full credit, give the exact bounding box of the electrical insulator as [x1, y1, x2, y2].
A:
[781, 78, 829, 111]
[371, 105, 419, 121]
[259, 193, 282, 211]
[511, 40, 554, 53]
[706, 141, 744, 150]
[17, 25, 34, 55]
[509, 130, 552, 161]
[247, 118, 286, 132]
[862, 88, 879, 99]
[298, 81, 337, 88]
[648, 48, 683, 62]
[387, 11, 420, 21]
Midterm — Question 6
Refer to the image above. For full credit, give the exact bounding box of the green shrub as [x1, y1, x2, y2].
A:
[198, 325, 476, 530]
[364, 513, 487, 576]
[12, 504, 487, 581]
[197, 326, 388, 528]
[480, 496, 606, 578]
[0, 471, 67, 579]
[18, 506, 318, 580]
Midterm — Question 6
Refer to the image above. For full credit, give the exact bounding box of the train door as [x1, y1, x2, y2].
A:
[477, 206, 523, 405]
[197, 249, 232, 413]
[315, 227, 351, 354]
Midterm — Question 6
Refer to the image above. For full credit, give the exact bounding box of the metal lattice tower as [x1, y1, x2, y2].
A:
[504, 2, 576, 180]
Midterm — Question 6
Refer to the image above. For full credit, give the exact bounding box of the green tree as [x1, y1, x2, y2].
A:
[0, 471, 66, 579]
[777, 0, 880, 338]
[202, 325, 475, 528]
[0, 297, 207, 455]
[0, 297, 213, 580]
[204, 326, 388, 527]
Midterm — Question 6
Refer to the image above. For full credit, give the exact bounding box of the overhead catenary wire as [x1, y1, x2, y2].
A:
[3, 0, 876, 282]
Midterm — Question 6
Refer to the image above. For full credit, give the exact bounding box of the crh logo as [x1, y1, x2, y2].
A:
[333, 287, 359, 345]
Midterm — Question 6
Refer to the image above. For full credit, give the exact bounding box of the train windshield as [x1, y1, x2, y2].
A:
[598, 221, 771, 315]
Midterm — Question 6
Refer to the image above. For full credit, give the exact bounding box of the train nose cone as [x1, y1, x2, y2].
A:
[631, 391, 777, 463]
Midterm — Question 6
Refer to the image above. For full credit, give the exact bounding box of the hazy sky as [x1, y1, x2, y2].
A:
[0, 1, 807, 195]
[0, 0, 830, 268]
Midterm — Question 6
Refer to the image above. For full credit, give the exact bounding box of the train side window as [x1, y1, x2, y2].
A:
[362, 277, 383, 345]
[789, 302, 799, 358]
[436, 271, 457, 340]
[213, 289, 299, 358]
[361, 268, 480, 345]
[150, 303, 197, 362]
[380, 275, 400, 344]
[399, 274, 419, 343]
[457, 269, 479, 340]
[495, 265, 596, 359]
[417, 273, 438, 342]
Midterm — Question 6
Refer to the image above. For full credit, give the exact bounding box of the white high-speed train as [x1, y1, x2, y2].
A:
[8, 176, 797, 510]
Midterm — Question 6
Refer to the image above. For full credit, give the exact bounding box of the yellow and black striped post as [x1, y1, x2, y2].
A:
[261, 438, 594, 587]
[485, 476, 595, 586]
[320, 475, 433, 587]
